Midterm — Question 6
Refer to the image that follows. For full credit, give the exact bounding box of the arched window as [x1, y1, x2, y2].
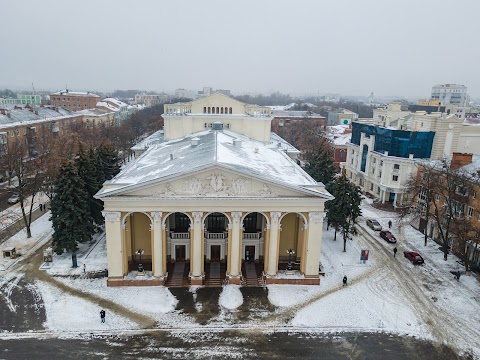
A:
[361, 144, 368, 172]
[212, 107, 216, 114]
[216, 107, 219, 114]
[208, 107, 211, 114]
[221, 107, 224, 114]
[203, 107, 206, 114]
[340, 149, 346, 161]
[229, 107, 232, 114]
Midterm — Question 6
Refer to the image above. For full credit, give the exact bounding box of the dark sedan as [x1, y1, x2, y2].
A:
[404, 251, 424, 264]
[379, 230, 397, 243]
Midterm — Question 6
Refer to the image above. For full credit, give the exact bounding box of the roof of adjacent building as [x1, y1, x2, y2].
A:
[97, 129, 331, 199]
[0, 107, 77, 128]
[51, 90, 100, 97]
[271, 110, 324, 118]
[326, 125, 352, 146]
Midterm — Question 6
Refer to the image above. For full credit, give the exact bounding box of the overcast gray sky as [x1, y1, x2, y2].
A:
[1, 0, 479, 98]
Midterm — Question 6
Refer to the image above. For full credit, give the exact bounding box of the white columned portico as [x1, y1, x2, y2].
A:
[191, 211, 204, 283]
[267, 212, 281, 276]
[103, 211, 123, 278]
[151, 211, 165, 278]
[304, 211, 324, 277]
[229, 211, 243, 279]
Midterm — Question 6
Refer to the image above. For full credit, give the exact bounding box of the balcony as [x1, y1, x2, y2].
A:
[170, 232, 190, 239]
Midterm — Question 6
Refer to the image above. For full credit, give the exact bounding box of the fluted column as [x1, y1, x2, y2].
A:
[304, 211, 324, 277]
[229, 211, 242, 277]
[263, 224, 271, 273]
[103, 211, 123, 278]
[267, 212, 281, 276]
[191, 211, 204, 279]
[151, 212, 165, 278]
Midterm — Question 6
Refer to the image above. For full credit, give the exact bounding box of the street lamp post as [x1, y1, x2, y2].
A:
[136, 249, 145, 273]
[286, 249, 295, 271]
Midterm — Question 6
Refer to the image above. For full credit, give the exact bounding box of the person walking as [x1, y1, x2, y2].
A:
[393, 247, 397, 257]
[100, 309, 106, 323]
[83, 263, 86, 274]
[388, 220, 392, 229]
[342, 275, 348, 286]
[39, 203, 43, 212]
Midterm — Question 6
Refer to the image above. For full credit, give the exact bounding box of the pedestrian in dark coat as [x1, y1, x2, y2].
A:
[393, 247, 397, 257]
[388, 220, 392, 229]
[100, 309, 106, 323]
[39, 203, 43, 211]
[342, 275, 348, 286]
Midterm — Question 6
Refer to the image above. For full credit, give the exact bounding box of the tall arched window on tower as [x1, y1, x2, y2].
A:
[360, 144, 368, 172]
[221, 107, 224, 114]
[216, 107, 219, 114]
[229, 107, 232, 114]
[212, 107, 216, 114]
[208, 107, 211, 114]
[203, 107, 206, 114]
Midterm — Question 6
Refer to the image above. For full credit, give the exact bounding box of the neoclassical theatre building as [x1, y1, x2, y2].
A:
[96, 93, 333, 286]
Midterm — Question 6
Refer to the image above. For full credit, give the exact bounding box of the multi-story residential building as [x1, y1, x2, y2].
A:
[96, 98, 132, 124]
[174, 89, 196, 100]
[134, 93, 169, 107]
[412, 153, 480, 270]
[0, 106, 82, 157]
[50, 90, 100, 110]
[0, 94, 42, 107]
[342, 111, 464, 207]
[431, 84, 468, 107]
[372, 102, 411, 127]
[76, 108, 115, 128]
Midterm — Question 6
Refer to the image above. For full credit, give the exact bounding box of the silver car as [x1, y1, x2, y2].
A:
[366, 219, 382, 231]
[7, 194, 20, 204]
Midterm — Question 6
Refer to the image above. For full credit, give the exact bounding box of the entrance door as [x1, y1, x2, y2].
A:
[245, 246, 255, 263]
[175, 245, 186, 261]
[211, 245, 221, 262]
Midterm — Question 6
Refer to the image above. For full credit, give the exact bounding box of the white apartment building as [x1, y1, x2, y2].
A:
[431, 84, 468, 107]
[342, 111, 464, 207]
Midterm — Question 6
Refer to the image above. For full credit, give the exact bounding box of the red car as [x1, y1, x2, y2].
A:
[403, 251, 424, 264]
[380, 230, 397, 243]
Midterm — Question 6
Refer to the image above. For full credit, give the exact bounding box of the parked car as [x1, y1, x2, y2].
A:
[366, 219, 382, 231]
[404, 251, 424, 264]
[7, 194, 20, 204]
[380, 230, 397, 243]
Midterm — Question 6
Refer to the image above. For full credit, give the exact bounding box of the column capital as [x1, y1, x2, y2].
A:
[270, 212, 281, 223]
[309, 211, 324, 224]
[192, 211, 203, 223]
[102, 211, 121, 222]
[151, 211, 163, 222]
[228, 223, 233, 230]
[231, 211, 242, 223]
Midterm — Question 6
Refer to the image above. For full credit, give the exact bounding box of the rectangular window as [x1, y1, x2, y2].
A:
[394, 164, 400, 170]
[472, 191, 476, 199]
[393, 175, 398, 181]
[379, 171, 382, 178]
[468, 206, 473, 217]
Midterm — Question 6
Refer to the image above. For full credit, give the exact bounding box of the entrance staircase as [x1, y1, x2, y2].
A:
[244, 262, 262, 287]
[165, 262, 190, 287]
[204, 262, 226, 287]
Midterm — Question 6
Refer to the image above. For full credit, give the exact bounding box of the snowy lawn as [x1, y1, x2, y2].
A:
[35, 280, 137, 332]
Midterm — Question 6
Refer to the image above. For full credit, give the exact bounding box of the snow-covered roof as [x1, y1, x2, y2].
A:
[267, 103, 296, 111]
[0, 107, 77, 128]
[271, 110, 324, 118]
[98, 129, 331, 198]
[76, 108, 114, 116]
[326, 125, 352, 146]
[103, 98, 128, 108]
[51, 90, 99, 97]
[463, 117, 480, 126]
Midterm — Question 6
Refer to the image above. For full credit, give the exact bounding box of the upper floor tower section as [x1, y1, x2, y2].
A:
[163, 93, 273, 142]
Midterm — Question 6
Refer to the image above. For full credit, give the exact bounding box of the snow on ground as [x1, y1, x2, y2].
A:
[46, 231, 107, 276]
[219, 285, 243, 310]
[35, 280, 137, 331]
[0, 192, 49, 230]
[0, 211, 53, 272]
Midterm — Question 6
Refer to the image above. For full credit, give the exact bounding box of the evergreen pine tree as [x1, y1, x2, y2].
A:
[326, 173, 362, 252]
[305, 142, 336, 190]
[97, 144, 120, 181]
[50, 162, 95, 264]
[75, 145, 104, 225]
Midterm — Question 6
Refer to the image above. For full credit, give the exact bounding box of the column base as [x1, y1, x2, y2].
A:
[189, 273, 205, 286]
[226, 273, 243, 285]
[262, 272, 320, 285]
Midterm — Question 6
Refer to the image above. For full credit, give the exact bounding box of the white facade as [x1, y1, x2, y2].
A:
[431, 84, 468, 106]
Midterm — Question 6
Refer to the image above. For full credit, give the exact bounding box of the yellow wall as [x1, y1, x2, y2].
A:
[279, 213, 299, 259]
[131, 213, 152, 256]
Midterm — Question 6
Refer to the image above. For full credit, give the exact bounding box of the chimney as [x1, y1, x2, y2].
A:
[451, 153, 473, 170]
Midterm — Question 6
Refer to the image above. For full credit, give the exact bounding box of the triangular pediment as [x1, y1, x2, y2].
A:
[107, 167, 318, 199]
